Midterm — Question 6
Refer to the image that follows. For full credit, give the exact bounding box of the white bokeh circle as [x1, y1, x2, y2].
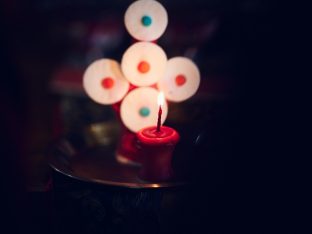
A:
[121, 42, 167, 87]
[157, 57, 200, 102]
[124, 0, 168, 41]
[83, 59, 130, 104]
[120, 87, 168, 132]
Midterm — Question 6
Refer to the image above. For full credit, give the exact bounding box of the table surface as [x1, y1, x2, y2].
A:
[48, 137, 187, 189]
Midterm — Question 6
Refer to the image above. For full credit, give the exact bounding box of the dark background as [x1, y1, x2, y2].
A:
[0, 0, 291, 233]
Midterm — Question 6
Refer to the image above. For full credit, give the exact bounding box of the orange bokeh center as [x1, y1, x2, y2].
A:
[101, 77, 115, 89]
[137, 61, 150, 74]
[175, 74, 186, 86]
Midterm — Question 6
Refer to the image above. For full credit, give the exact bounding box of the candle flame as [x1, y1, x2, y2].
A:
[157, 92, 164, 106]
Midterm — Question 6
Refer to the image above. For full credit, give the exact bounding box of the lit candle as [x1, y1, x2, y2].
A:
[136, 92, 180, 181]
[117, 87, 168, 165]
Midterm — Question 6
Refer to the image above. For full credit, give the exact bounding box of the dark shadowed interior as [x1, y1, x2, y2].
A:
[0, 0, 291, 233]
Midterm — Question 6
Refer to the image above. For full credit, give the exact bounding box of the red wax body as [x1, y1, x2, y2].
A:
[116, 126, 142, 165]
[113, 101, 141, 166]
[137, 126, 180, 181]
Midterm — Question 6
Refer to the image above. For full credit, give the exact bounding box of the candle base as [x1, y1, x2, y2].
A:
[137, 144, 175, 181]
[137, 126, 180, 182]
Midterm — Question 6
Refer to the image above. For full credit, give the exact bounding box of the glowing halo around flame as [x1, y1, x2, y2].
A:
[157, 91, 165, 106]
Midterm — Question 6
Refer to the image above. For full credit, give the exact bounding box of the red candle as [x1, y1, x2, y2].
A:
[137, 92, 180, 181]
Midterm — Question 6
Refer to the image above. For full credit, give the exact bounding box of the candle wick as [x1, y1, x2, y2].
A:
[156, 105, 162, 132]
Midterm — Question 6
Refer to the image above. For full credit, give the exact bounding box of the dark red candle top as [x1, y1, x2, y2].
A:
[137, 126, 180, 146]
